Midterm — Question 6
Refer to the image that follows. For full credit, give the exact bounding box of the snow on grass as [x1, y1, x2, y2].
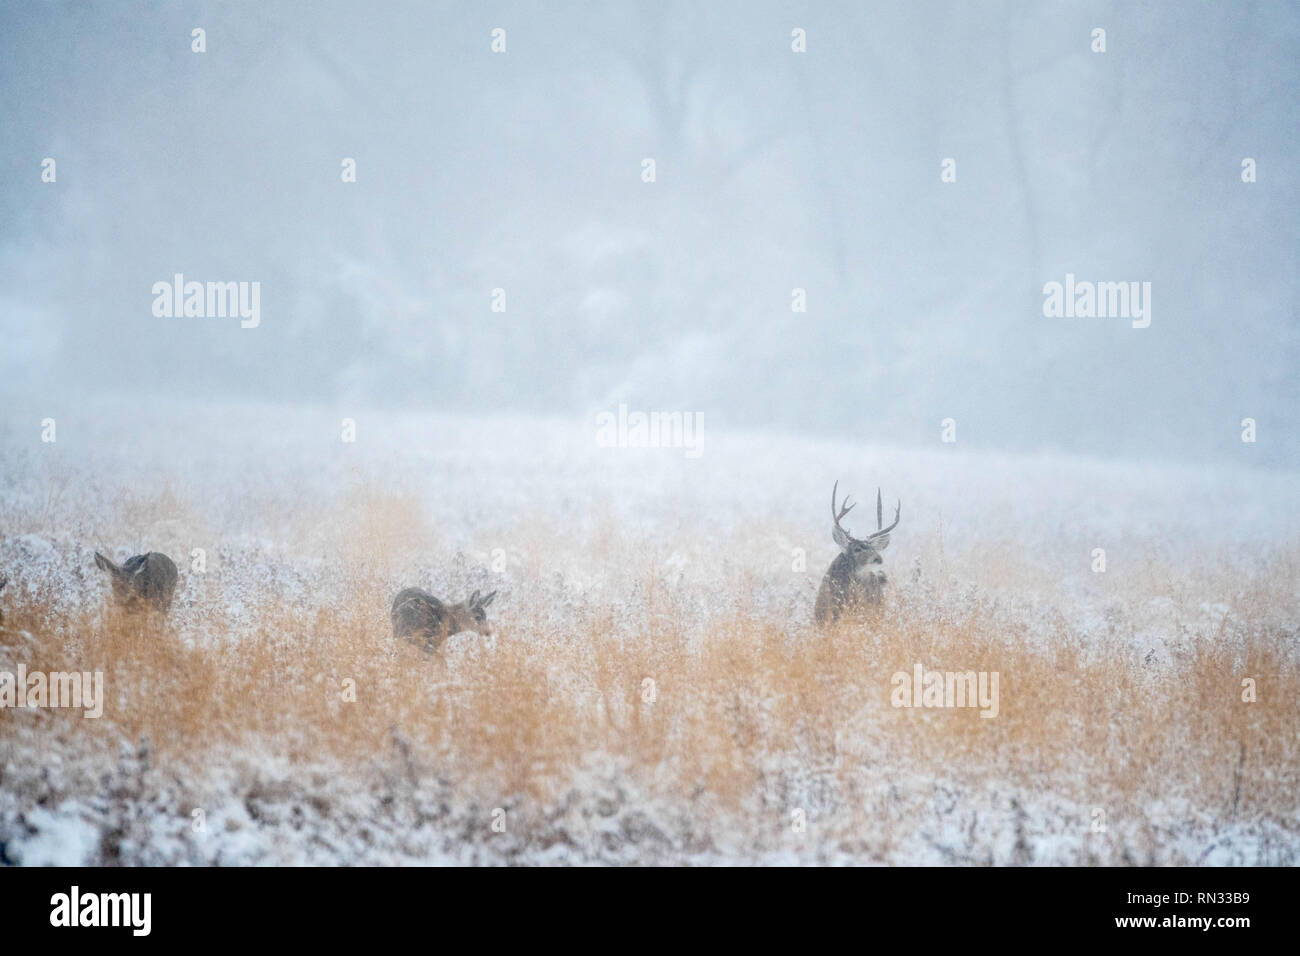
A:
[0, 400, 1297, 864]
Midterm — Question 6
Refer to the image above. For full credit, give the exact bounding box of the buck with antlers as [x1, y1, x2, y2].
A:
[391, 587, 497, 652]
[814, 481, 900, 627]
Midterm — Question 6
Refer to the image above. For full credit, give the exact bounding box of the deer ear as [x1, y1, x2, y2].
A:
[468, 589, 480, 606]
[832, 527, 852, 550]
[870, 534, 891, 551]
[94, 552, 114, 573]
[479, 590, 497, 608]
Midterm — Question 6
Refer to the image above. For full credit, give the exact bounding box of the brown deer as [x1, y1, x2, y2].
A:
[391, 587, 497, 652]
[94, 552, 179, 613]
[814, 481, 900, 627]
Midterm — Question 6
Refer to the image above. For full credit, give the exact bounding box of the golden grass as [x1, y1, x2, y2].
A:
[1, 485, 1297, 833]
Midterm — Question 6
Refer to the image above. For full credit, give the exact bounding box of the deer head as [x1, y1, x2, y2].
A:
[94, 551, 179, 613]
[449, 589, 498, 636]
[830, 481, 899, 577]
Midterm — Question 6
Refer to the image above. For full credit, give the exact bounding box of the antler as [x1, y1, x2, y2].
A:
[867, 487, 900, 540]
[831, 480, 856, 536]
[833, 481, 899, 545]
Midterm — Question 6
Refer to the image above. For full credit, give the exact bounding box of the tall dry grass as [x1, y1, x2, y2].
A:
[1, 485, 1297, 835]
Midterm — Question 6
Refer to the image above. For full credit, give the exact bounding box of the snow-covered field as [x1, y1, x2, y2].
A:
[1, 400, 1297, 864]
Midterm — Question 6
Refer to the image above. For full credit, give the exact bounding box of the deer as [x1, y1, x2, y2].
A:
[391, 587, 497, 652]
[94, 551, 179, 613]
[814, 481, 900, 627]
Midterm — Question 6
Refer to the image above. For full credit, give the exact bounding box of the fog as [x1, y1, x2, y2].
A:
[1, 0, 1296, 467]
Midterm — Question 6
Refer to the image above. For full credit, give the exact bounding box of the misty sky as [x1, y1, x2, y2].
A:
[1, 1, 1296, 467]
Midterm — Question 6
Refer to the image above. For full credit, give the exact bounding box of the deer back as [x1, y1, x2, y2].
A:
[391, 587, 451, 648]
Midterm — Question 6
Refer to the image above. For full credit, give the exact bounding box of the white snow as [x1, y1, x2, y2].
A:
[0, 400, 1296, 864]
